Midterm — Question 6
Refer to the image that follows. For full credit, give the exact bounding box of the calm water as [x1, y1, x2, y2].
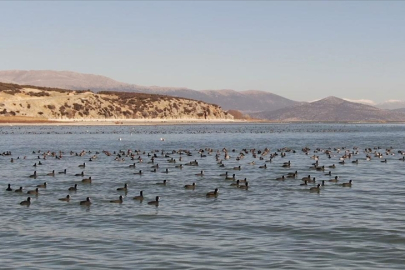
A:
[1, 123, 405, 269]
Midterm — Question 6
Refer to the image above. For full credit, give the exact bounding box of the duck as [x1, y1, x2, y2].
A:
[80, 197, 91, 206]
[117, 184, 128, 191]
[59, 195, 70, 202]
[148, 196, 160, 206]
[81, 177, 92, 183]
[184, 183, 196, 189]
[195, 170, 204, 176]
[156, 180, 167, 186]
[47, 170, 55, 176]
[27, 188, 39, 195]
[238, 182, 249, 190]
[341, 180, 352, 187]
[36, 182, 47, 188]
[58, 169, 67, 174]
[133, 191, 144, 201]
[110, 195, 124, 203]
[20, 197, 31, 206]
[230, 180, 240, 187]
[129, 163, 136, 168]
[206, 188, 219, 197]
[310, 184, 321, 192]
[75, 171, 84, 177]
[329, 176, 339, 183]
[78, 163, 86, 168]
[225, 173, 236, 180]
[68, 184, 78, 191]
[134, 170, 143, 175]
[307, 177, 316, 183]
[6, 184, 12, 191]
[29, 171, 37, 178]
[14, 187, 23, 193]
[233, 165, 241, 170]
[301, 175, 311, 181]
[328, 164, 336, 168]
[276, 175, 285, 181]
[259, 164, 267, 169]
[325, 171, 332, 176]
[219, 171, 228, 177]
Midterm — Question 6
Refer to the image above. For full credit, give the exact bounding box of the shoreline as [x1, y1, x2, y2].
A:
[1, 117, 405, 126]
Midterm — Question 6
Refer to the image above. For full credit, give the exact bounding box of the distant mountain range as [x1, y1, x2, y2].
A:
[0, 70, 299, 113]
[1, 70, 404, 122]
[251, 96, 405, 122]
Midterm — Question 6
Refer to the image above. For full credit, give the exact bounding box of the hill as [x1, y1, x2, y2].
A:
[251, 96, 405, 122]
[0, 70, 299, 113]
[0, 82, 233, 121]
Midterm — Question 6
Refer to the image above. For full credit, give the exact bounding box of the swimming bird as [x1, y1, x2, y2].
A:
[29, 171, 37, 178]
[233, 165, 241, 170]
[195, 170, 204, 176]
[310, 184, 321, 192]
[14, 187, 23, 193]
[329, 176, 339, 183]
[156, 180, 167, 186]
[27, 188, 39, 195]
[148, 196, 160, 206]
[59, 195, 70, 202]
[75, 171, 84, 177]
[206, 188, 219, 197]
[341, 180, 352, 187]
[238, 182, 249, 190]
[230, 180, 240, 187]
[36, 182, 47, 188]
[300, 180, 307, 186]
[6, 184, 12, 191]
[134, 170, 143, 175]
[259, 164, 267, 169]
[184, 183, 196, 189]
[58, 169, 67, 174]
[68, 184, 78, 191]
[276, 175, 285, 181]
[81, 177, 92, 183]
[117, 184, 128, 191]
[110, 195, 124, 203]
[225, 173, 236, 180]
[219, 171, 228, 177]
[80, 197, 91, 206]
[78, 163, 86, 168]
[47, 170, 55, 176]
[133, 191, 144, 201]
[20, 197, 31, 206]
[129, 163, 136, 168]
[302, 175, 311, 181]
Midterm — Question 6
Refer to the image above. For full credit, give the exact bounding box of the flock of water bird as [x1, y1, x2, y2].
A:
[3, 144, 405, 208]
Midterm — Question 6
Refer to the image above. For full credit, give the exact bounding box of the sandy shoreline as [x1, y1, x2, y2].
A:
[0, 117, 249, 126]
[1, 117, 404, 126]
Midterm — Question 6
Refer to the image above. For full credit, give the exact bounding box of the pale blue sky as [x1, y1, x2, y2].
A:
[1, 1, 404, 102]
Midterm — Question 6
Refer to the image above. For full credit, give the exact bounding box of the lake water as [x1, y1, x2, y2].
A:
[1, 123, 405, 269]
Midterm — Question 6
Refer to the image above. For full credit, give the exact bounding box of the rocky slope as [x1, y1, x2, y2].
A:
[0, 70, 299, 113]
[0, 82, 233, 121]
[251, 96, 405, 122]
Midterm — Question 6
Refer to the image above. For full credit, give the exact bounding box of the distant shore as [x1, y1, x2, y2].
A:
[1, 116, 404, 126]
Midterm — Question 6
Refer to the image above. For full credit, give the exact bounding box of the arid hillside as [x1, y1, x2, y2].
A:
[0, 83, 233, 121]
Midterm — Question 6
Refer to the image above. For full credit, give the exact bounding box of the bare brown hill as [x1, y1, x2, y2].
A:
[0, 82, 233, 121]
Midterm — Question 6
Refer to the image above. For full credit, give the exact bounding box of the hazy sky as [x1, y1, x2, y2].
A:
[1, 1, 404, 102]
